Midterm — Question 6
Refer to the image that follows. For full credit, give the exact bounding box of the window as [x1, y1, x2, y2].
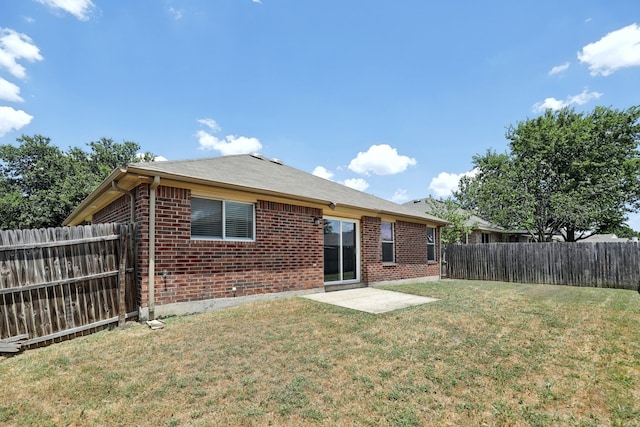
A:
[427, 227, 436, 262]
[481, 233, 490, 244]
[381, 222, 394, 263]
[191, 197, 254, 240]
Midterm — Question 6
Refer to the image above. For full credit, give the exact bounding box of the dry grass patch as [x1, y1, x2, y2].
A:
[1, 280, 639, 426]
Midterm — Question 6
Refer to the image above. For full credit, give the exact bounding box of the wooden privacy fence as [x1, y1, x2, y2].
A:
[0, 223, 137, 353]
[446, 242, 640, 290]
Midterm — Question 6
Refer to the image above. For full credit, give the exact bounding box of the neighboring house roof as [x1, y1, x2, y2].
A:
[580, 233, 631, 243]
[403, 198, 504, 233]
[65, 154, 448, 226]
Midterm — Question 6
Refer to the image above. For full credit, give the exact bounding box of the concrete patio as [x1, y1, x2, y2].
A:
[302, 287, 439, 314]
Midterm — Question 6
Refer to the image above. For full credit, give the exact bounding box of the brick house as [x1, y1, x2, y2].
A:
[404, 198, 531, 243]
[65, 154, 447, 319]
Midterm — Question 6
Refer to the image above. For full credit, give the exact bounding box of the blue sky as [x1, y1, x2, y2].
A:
[2, 1, 640, 228]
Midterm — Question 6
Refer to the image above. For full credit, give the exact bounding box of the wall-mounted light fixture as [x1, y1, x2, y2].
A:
[313, 217, 322, 226]
[328, 202, 336, 210]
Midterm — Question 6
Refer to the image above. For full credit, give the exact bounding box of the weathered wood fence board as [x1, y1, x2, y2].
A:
[0, 223, 137, 351]
[445, 242, 640, 290]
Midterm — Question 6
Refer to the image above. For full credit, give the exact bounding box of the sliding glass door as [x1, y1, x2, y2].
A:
[323, 218, 359, 284]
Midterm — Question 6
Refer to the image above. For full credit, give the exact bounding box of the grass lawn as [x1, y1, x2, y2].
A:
[1, 279, 639, 426]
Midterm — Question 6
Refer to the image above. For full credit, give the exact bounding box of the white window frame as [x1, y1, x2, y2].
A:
[381, 221, 395, 263]
[427, 227, 436, 262]
[323, 216, 361, 284]
[191, 197, 256, 242]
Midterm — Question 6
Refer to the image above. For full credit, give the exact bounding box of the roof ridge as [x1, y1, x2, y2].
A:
[131, 153, 255, 167]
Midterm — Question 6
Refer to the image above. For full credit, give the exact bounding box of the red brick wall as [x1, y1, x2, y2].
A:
[361, 216, 381, 284]
[361, 216, 440, 284]
[92, 194, 131, 224]
[109, 185, 325, 307]
[396, 221, 428, 264]
[92, 183, 440, 310]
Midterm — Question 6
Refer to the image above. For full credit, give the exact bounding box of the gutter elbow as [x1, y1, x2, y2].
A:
[111, 180, 136, 224]
[151, 175, 160, 190]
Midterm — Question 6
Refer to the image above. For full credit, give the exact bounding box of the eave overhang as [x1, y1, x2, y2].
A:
[65, 165, 449, 227]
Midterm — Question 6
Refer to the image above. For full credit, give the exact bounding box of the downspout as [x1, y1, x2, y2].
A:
[438, 226, 443, 279]
[148, 176, 160, 320]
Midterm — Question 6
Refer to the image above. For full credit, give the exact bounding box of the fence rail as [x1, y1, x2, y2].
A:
[445, 242, 640, 290]
[0, 223, 137, 352]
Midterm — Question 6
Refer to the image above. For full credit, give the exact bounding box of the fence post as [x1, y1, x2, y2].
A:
[118, 225, 128, 326]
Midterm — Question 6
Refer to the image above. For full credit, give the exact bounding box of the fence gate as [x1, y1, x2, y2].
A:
[0, 223, 137, 353]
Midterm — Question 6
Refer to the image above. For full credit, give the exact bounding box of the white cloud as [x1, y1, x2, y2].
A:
[197, 131, 262, 155]
[169, 7, 183, 20]
[568, 89, 603, 105]
[428, 169, 477, 198]
[348, 144, 416, 176]
[312, 166, 334, 180]
[197, 118, 220, 132]
[578, 23, 640, 76]
[0, 78, 23, 102]
[195, 119, 262, 155]
[0, 106, 33, 137]
[533, 97, 566, 111]
[0, 29, 43, 79]
[252, 0, 262, 3]
[312, 165, 371, 192]
[343, 178, 369, 192]
[36, 0, 95, 21]
[391, 189, 409, 203]
[196, 118, 262, 155]
[548, 62, 570, 75]
[0, 29, 41, 136]
[532, 88, 603, 113]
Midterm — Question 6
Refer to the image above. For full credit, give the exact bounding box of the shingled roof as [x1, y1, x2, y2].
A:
[403, 198, 504, 232]
[65, 154, 447, 225]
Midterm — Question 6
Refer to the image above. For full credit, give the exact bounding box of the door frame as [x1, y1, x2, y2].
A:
[322, 216, 361, 285]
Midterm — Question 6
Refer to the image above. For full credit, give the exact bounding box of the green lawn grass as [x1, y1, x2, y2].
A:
[1, 280, 639, 426]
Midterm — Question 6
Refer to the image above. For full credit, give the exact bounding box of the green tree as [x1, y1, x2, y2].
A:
[456, 106, 640, 242]
[0, 135, 154, 230]
[424, 196, 477, 244]
[86, 138, 153, 187]
[599, 224, 640, 239]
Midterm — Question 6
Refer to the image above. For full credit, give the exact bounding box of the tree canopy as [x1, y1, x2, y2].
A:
[455, 106, 640, 242]
[0, 135, 154, 230]
[424, 196, 477, 244]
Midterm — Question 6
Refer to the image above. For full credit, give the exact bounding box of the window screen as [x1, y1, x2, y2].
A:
[191, 198, 223, 238]
[225, 201, 254, 239]
[191, 197, 254, 240]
